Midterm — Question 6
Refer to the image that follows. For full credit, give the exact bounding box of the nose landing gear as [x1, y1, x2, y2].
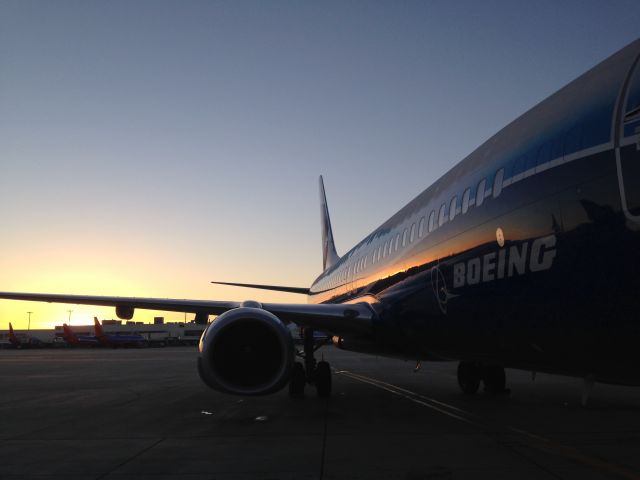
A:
[289, 328, 332, 398]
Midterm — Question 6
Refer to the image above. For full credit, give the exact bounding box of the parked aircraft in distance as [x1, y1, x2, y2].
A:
[93, 318, 146, 348]
[7, 323, 43, 349]
[62, 323, 100, 346]
[2, 39, 640, 403]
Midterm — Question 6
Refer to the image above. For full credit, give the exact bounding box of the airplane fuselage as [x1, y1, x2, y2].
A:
[309, 39, 640, 385]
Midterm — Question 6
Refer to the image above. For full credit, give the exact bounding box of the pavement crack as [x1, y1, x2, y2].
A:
[94, 437, 165, 480]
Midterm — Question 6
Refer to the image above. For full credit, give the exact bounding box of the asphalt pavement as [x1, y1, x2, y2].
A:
[1, 346, 639, 479]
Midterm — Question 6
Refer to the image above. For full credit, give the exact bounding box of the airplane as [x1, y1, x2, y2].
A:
[92, 317, 147, 348]
[62, 323, 100, 346]
[1, 39, 640, 402]
[7, 323, 43, 349]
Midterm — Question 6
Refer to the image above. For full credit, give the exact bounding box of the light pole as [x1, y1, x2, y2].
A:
[27, 311, 33, 331]
[67, 310, 73, 325]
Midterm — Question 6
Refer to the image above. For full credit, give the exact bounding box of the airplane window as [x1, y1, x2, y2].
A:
[402, 229, 408, 247]
[449, 196, 457, 221]
[438, 203, 447, 227]
[493, 168, 504, 198]
[410, 223, 416, 243]
[418, 217, 425, 237]
[476, 179, 486, 207]
[395, 233, 400, 251]
[428, 210, 435, 232]
[462, 188, 470, 214]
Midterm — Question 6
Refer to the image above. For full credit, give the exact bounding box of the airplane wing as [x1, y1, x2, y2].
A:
[0, 291, 374, 335]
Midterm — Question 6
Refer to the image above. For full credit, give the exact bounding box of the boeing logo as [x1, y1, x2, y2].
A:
[453, 235, 557, 288]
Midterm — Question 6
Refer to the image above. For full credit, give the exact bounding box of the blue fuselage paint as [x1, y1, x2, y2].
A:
[307, 39, 640, 385]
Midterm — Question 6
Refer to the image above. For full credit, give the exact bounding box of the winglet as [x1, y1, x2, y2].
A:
[93, 317, 104, 337]
[319, 176, 340, 271]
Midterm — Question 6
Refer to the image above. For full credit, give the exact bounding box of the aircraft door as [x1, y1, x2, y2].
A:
[616, 56, 640, 220]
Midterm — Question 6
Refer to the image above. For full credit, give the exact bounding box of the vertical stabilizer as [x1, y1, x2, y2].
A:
[93, 317, 104, 337]
[319, 176, 340, 271]
[8, 323, 19, 346]
[63, 323, 79, 344]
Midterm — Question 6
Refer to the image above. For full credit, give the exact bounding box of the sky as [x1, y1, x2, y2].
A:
[1, 1, 639, 330]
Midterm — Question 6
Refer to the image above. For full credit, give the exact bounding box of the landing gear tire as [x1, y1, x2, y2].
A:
[482, 365, 508, 394]
[315, 361, 332, 398]
[289, 362, 306, 397]
[457, 361, 482, 394]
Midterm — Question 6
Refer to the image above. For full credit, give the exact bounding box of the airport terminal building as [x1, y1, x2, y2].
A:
[0, 317, 206, 347]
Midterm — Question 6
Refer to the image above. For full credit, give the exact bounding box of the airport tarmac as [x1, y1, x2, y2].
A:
[1, 346, 640, 480]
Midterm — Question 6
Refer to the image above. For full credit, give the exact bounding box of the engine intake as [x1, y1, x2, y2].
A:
[198, 307, 294, 395]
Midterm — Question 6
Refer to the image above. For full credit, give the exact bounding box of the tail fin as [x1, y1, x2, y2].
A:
[8, 323, 19, 345]
[62, 323, 79, 344]
[319, 176, 340, 271]
[93, 317, 104, 337]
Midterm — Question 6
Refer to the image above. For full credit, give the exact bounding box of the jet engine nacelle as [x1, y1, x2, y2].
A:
[116, 305, 134, 320]
[197, 307, 294, 396]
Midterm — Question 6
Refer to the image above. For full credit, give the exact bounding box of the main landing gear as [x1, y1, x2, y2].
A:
[289, 328, 332, 398]
[457, 361, 509, 394]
